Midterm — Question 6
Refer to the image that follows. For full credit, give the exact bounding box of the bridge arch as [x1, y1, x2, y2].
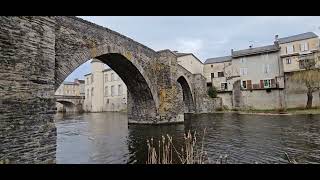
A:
[177, 76, 195, 113]
[54, 16, 159, 121]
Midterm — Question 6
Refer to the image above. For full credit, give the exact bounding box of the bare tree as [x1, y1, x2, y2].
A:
[291, 54, 320, 109]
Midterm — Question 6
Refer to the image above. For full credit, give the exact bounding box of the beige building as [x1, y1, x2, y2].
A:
[231, 44, 285, 110]
[84, 59, 127, 112]
[55, 79, 85, 112]
[173, 51, 204, 75]
[203, 32, 320, 110]
[277, 32, 320, 108]
[203, 56, 234, 108]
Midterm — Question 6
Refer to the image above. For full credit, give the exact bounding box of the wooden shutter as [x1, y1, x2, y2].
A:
[260, 80, 264, 89]
[247, 80, 252, 90]
[271, 79, 276, 88]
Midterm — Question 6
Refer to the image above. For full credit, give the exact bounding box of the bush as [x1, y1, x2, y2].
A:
[208, 86, 217, 98]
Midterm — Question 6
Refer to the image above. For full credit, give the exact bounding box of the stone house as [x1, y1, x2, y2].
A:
[203, 31, 320, 110]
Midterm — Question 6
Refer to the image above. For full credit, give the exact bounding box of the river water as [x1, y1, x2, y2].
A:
[54, 112, 320, 164]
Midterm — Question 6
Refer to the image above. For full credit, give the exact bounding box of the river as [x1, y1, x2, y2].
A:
[54, 112, 320, 164]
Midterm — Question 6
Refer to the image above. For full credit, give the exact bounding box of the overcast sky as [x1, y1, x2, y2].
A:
[65, 16, 320, 82]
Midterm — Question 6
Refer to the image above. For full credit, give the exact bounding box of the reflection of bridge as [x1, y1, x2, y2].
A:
[55, 95, 85, 113]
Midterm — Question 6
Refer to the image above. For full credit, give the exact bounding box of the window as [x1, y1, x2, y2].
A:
[300, 42, 309, 52]
[118, 85, 122, 95]
[241, 81, 247, 89]
[263, 64, 271, 74]
[105, 74, 108, 82]
[211, 65, 213, 68]
[299, 59, 315, 69]
[218, 72, 224, 77]
[221, 83, 228, 90]
[111, 73, 114, 81]
[286, 45, 294, 54]
[111, 85, 115, 96]
[240, 58, 246, 63]
[86, 78, 89, 85]
[286, 58, 291, 64]
[211, 73, 214, 79]
[105, 86, 108, 96]
[240, 68, 248, 76]
[87, 89, 89, 97]
[91, 87, 94, 96]
[91, 75, 94, 83]
[263, 79, 271, 88]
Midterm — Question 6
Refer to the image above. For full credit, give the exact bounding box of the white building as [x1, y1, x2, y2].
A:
[84, 59, 127, 112]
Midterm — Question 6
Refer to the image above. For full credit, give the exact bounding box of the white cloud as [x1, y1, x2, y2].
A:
[176, 38, 204, 54]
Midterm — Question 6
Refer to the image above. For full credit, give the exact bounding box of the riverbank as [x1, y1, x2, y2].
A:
[214, 107, 320, 115]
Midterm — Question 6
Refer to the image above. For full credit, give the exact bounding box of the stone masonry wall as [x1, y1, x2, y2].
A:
[0, 16, 57, 163]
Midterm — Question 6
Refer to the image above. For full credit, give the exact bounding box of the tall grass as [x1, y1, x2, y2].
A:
[146, 128, 297, 164]
[146, 128, 213, 164]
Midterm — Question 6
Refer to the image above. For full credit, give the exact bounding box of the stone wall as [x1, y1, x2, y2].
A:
[284, 72, 320, 108]
[193, 74, 222, 113]
[217, 92, 233, 109]
[0, 16, 57, 163]
[239, 89, 285, 110]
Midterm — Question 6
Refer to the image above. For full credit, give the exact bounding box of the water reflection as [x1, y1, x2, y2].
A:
[55, 112, 320, 164]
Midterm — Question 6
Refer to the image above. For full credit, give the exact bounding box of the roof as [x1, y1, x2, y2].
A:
[172, 51, 203, 64]
[91, 59, 102, 63]
[173, 52, 192, 57]
[277, 32, 318, 44]
[232, 44, 279, 58]
[63, 82, 77, 85]
[204, 56, 232, 64]
[102, 68, 113, 72]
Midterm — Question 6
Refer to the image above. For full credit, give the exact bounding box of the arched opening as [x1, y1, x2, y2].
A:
[177, 76, 195, 113]
[55, 52, 158, 123]
[95, 53, 157, 122]
[56, 101, 77, 113]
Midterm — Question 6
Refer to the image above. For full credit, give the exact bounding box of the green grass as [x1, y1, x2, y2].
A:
[216, 107, 320, 115]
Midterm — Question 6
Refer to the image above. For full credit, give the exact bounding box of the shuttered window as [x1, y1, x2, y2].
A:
[247, 80, 252, 90]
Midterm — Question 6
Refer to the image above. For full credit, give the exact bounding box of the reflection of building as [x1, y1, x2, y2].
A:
[203, 32, 320, 110]
[55, 79, 85, 112]
[84, 59, 127, 112]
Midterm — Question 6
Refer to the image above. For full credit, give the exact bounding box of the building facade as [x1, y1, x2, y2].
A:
[84, 59, 127, 112]
[277, 32, 320, 108]
[173, 51, 204, 75]
[203, 32, 320, 110]
[55, 79, 85, 112]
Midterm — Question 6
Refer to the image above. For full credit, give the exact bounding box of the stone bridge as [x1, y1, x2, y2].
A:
[0, 16, 221, 163]
[55, 95, 84, 112]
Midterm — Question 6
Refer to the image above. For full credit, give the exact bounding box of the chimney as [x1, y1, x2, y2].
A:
[275, 35, 279, 41]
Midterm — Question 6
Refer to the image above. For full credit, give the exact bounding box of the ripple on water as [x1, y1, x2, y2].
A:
[55, 112, 320, 164]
